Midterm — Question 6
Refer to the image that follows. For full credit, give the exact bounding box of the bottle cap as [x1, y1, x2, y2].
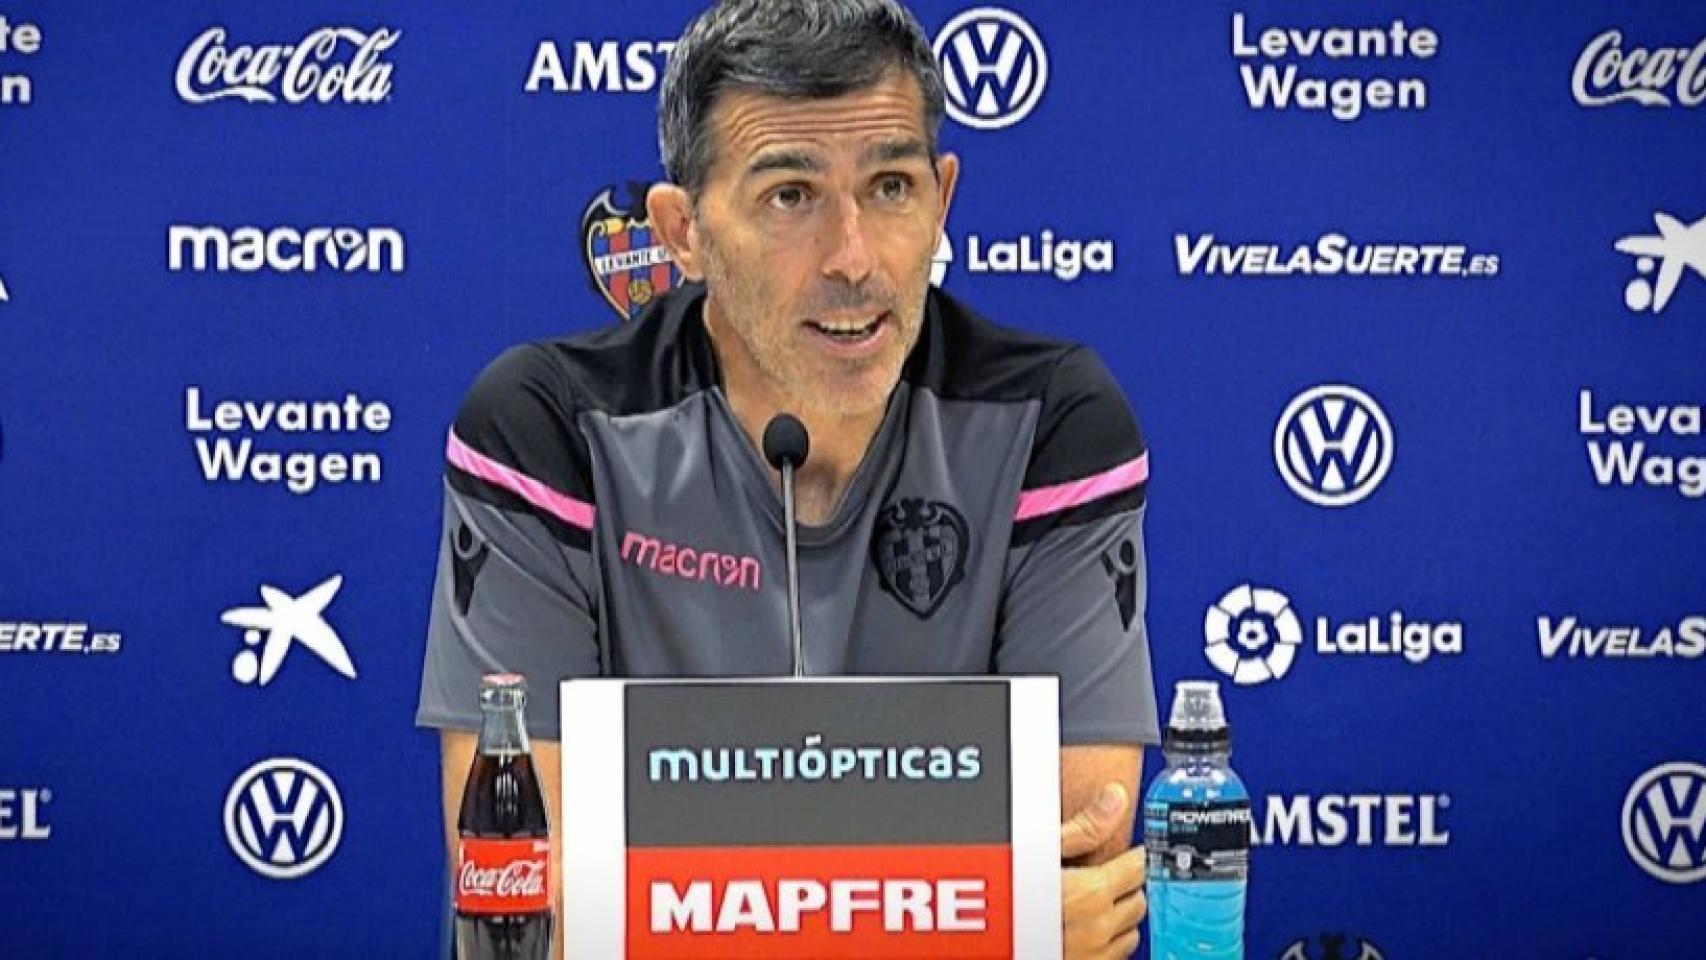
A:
[1164, 680, 1231, 751]
[479, 673, 527, 710]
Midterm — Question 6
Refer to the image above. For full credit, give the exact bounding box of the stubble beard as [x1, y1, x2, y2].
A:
[700, 232, 929, 423]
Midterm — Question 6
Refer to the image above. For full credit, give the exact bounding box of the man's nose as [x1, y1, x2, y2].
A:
[820, 197, 875, 287]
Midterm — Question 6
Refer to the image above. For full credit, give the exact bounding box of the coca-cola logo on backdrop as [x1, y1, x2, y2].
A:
[175, 26, 400, 105]
[1573, 29, 1706, 108]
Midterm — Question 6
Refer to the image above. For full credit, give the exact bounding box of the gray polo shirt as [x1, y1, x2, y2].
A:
[415, 283, 1158, 746]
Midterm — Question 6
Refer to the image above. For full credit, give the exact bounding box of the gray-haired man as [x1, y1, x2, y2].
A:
[420, 2, 1158, 956]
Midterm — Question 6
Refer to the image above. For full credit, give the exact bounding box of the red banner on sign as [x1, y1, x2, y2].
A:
[626, 843, 1013, 958]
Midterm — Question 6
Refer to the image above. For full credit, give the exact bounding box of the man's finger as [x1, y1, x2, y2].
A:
[1060, 783, 1129, 859]
[1096, 843, 1146, 900]
[1101, 926, 1141, 960]
[1106, 888, 1148, 940]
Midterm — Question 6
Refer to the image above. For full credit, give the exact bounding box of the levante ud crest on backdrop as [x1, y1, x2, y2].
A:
[580, 183, 683, 322]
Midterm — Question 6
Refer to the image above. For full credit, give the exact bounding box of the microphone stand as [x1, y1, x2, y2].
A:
[763, 413, 811, 679]
[780, 458, 805, 678]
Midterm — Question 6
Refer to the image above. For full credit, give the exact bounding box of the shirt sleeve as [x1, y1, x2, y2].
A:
[996, 347, 1160, 746]
[415, 344, 602, 740]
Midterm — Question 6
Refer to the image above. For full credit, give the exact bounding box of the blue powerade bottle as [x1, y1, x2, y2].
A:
[1143, 680, 1250, 958]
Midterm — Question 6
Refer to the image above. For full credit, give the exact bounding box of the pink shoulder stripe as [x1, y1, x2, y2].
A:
[445, 429, 596, 531]
[1014, 452, 1149, 522]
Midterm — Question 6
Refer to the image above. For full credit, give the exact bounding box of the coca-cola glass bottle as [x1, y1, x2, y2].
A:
[455, 674, 553, 959]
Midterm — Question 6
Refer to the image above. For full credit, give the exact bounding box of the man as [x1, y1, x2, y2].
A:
[418, 1, 1158, 956]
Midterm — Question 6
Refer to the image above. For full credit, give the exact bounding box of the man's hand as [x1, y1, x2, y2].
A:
[1061, 783, 1148, 960]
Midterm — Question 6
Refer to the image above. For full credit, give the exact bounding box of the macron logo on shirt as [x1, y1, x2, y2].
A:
[621, 530, 762, 592]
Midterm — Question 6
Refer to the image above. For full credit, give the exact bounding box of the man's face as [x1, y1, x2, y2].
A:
[687, 71, 957, 420]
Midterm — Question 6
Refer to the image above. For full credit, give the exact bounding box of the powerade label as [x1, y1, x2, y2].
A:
[1145, 799, 1251, 881]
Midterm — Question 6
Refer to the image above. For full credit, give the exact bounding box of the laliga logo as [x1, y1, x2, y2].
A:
[931, 232, 953, 287]
[1205, 584, 1462, 685]
[1204, 584, 1303, 686]
[1615, 211, 1706, 314]
[223, 757, 344, 880]
[1623, 762, 1706, 884]
[176, 26, 399, 105]
[1275, 385, 1394, 508]
[933, 8, 1048, 129]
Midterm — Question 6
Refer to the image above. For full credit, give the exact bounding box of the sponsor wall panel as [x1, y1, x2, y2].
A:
[0, 0, 1702, 957]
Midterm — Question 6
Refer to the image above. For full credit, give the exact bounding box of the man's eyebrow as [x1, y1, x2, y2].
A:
[862, 138, 930, 166]
[744, 149, 824, 179]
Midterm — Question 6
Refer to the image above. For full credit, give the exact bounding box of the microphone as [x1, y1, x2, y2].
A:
[762, 414, 810, 678]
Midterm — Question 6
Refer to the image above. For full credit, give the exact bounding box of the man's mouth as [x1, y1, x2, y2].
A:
[805, 311, 890, 344]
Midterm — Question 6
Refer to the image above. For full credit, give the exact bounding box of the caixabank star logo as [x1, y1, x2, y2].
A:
[1615, 209, 1706, 314]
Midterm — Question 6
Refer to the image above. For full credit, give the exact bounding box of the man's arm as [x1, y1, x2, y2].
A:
[1062, 744, 1142, 865]
[1059, 745, 1148, 960]
[420, 345, 602, 960]
[996, 347, 1160, 958]
[441, 732, 565, 959]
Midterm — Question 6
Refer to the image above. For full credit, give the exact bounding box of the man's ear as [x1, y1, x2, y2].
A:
[933, 151, 961, 237]
[646, 182, 704, 281]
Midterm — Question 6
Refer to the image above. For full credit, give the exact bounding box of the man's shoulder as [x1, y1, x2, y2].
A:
[912, 287, 1130, 417]
[466, 285, 715, 426]
[446, 286, 713, 515]
[916, 290, 1147, 530]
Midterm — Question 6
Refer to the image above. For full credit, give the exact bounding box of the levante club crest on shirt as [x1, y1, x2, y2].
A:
[873, 498, 969, 619]
[580, 183, 683, 322]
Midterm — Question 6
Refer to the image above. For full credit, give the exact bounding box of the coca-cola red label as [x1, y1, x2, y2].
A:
[456, 838, 552, 915]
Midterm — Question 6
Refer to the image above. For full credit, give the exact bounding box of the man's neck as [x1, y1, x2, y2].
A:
[727, 376, 887, 528]
[703, 312, 889, 527]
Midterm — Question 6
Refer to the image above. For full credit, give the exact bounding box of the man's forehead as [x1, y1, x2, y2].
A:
[709, 72, 928, 172]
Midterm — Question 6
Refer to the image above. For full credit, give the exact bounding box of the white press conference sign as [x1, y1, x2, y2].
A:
[560, 675, 1062, 958]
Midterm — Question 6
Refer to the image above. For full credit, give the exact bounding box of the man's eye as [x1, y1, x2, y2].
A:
[876, 175, 912, 203]
[769, 186, 808, 210]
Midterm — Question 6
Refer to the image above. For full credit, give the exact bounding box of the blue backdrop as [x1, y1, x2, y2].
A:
[3, 1, 1703, 957]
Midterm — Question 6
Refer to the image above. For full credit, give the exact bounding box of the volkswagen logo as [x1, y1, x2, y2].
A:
[1204, 584, 1303, 685]
[1274, 384, 1394, 507]
[933, 8, 1049, 130]
[1623, 761, 1706, 884]
[223, 756, 344, 880]
[1279, 934, 1387, 960]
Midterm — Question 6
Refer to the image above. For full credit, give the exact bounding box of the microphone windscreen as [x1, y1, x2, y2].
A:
[762, 414, 810, 470]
